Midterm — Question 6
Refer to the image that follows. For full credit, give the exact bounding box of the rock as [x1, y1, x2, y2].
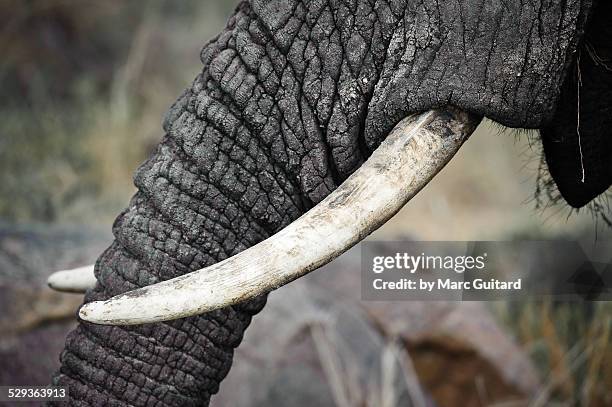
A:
[0, 223, 110, 386]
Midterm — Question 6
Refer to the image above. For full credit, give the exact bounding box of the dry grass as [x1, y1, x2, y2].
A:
[493, 301, 611, 406]
[0, 0, 233, 223]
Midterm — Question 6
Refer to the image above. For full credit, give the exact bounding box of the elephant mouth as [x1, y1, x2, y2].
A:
[48, 107, 481, 325]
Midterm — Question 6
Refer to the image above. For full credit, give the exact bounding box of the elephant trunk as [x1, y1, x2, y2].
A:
[50, 6, 310, 401]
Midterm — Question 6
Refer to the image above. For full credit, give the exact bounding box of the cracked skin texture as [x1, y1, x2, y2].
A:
[51, 1, 604, 405]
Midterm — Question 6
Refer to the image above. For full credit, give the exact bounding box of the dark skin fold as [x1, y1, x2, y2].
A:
[542, 0, 612, 208]
[50, 1, 610, 405]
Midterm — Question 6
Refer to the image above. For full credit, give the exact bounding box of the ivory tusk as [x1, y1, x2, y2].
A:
[48, 265, 96, 294]
[79, 108, 481, 325]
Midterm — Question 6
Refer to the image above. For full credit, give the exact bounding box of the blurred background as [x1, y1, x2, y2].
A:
[0, 1, 609, 406]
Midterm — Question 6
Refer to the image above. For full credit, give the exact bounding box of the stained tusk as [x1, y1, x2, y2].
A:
[79, 108, 481, 325]
[48, 265, 96, 293]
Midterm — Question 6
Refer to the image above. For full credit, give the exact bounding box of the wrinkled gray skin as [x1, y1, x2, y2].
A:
[51, 0, 611, 405]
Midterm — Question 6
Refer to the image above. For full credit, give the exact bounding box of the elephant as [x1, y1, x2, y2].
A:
[46, 0, 610, 405]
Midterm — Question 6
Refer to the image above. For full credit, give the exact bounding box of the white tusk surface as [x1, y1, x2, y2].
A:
[79, 108, 481, 325]
[48, 265, 96, 293]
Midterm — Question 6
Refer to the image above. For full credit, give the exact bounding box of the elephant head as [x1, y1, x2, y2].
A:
[47, 0, 611, 405]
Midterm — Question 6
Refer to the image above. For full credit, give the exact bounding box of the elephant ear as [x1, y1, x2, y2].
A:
[540, 1, 612, 212]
